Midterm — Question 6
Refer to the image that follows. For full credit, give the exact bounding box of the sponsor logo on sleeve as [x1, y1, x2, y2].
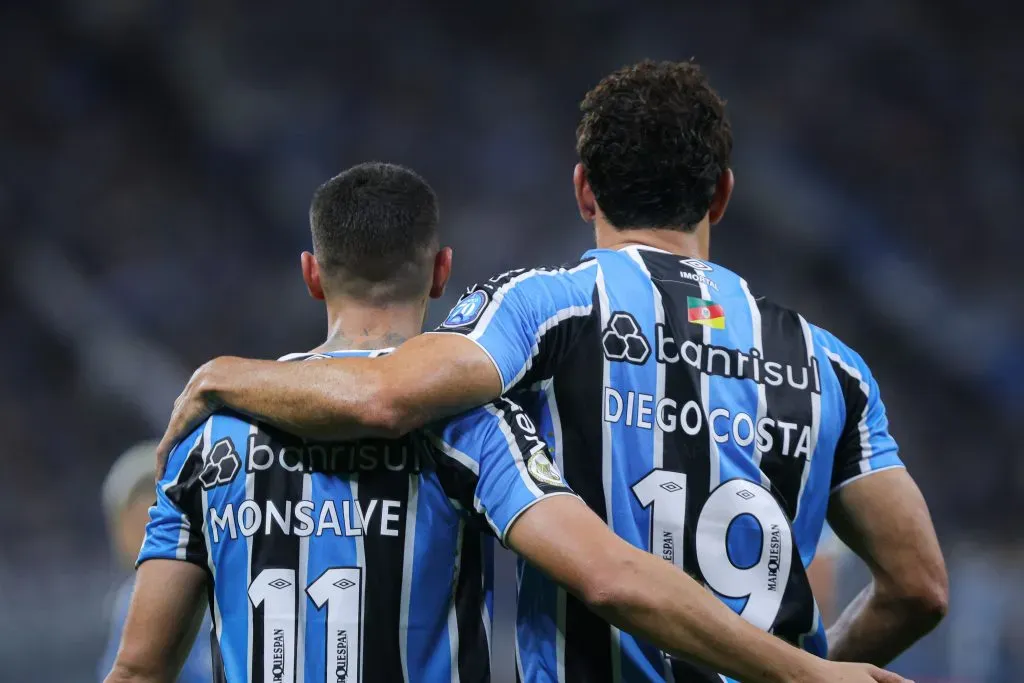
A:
[441, 290, 489, 328]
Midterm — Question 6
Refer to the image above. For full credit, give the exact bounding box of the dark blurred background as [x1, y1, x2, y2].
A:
[1, 1, 1021, 681]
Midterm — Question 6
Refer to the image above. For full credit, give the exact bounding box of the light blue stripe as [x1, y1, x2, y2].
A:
[206, 414, 257, 683]
[598, 250, 665, 681]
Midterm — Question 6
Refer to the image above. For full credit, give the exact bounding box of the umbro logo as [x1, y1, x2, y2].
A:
[601, 312, 651, 365]
[680, 258, 712, 272]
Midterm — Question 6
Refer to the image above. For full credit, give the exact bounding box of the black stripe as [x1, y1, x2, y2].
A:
[455, 529, 490, 682]
[643, 254, 713, 587]
[751, 303, 817, 643]
[554, 291, 614, 683]
[752, 301, 814, 519]
[209, 602, 228, 683]
[167, 434, 212, 568]
[830, 359, 870, 489]
[247, 425, 304, 683]
[357, 436, 421, 683]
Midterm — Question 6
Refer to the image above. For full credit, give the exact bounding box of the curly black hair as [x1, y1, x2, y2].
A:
[576, 60, 733, 232]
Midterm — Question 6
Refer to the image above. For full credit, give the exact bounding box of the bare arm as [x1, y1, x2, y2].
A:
[157, 334, 501, 468]
[826, 469, 948, 664]
[104, 560, 208, 683]
[506, 496, 907, 683]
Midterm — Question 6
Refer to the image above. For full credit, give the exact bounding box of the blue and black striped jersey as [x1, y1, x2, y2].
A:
[433, 246, 904, 683]
[139, 350, 575, 683]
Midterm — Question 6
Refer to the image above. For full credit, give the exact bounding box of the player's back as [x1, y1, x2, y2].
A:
[142, 351, 573, 683]
[505, 246, 903, 682]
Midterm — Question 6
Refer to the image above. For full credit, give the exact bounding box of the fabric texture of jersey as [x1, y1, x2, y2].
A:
[433, 248, 904, 683]
[139, 350, 575, 683]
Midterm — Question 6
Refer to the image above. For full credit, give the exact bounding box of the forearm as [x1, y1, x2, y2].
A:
[203, 356, 399, 440]
[592, 552, 818, 683]
[827, 581, 941, 665]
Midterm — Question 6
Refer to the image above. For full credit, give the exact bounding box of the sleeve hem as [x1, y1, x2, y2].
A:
[423, 330, 509, 393]
[497, 491, 581, 547]
[829, 464, 905, 495]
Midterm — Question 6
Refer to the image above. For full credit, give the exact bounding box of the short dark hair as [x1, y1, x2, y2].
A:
[310, 162, 439, 302]
[576, 60, 733, 232]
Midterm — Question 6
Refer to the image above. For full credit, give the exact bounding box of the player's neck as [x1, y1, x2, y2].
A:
[313, 298, 426, 353]
[594, 218, 710, 261]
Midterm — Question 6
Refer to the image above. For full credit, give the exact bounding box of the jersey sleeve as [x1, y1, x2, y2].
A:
[822, 340, 905, 493]
[426, 398, 578, 545]
[136, 424, 210, 569]
[429, 263, 598, 393]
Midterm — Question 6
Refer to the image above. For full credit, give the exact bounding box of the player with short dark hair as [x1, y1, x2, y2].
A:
[159, 61, 943, 683]
[112, 162, 882, 683]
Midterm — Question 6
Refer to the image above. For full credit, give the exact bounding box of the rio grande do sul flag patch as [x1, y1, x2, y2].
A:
[687, 296, 725, 329]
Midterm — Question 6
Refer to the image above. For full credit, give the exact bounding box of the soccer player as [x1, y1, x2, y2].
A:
[111, 163, 899, 683]
[157, 62, 946, 682]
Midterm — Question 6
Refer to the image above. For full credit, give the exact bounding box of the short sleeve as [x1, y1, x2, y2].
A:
[427, 398, 577, 545]
[823, 344, 904, 493]
[137, 425, 209, 569]
[429, 263, 598, 393]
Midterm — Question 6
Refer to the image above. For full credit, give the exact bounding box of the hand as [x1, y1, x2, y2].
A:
[804, 661, 912, 683]
[156, 360, 225, 476]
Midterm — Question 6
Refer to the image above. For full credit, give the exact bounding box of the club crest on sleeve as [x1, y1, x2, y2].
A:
[441, 290, 489, 328]
[527, 451, 564, 487]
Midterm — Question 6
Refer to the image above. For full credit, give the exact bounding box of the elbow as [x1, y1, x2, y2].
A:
[104, 661, 159, 683]
[881, 565, 949, 632]
[577, 555, 640, 615]
[354, 373, 415, 439]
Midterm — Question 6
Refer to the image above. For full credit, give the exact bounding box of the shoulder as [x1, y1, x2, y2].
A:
[465, 259, 600, 299]
[807, 323, 874, 380]
[163, 409, 256, 486]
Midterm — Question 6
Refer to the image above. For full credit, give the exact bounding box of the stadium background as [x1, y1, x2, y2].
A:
[2, 1, 1021, 681]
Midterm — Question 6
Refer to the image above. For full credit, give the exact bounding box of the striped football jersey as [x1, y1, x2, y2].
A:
[139, 350, 575, 683]
[432, 246, 904, 683]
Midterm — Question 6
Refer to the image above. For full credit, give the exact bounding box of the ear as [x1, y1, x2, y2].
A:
[429, 247, 453, 299]
[301, 251, 326, 301]
[574, 163, 598, 222]
[708, 168, 735, 225]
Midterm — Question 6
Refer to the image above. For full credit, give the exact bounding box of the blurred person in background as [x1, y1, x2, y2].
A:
[99, 441, 213, 683]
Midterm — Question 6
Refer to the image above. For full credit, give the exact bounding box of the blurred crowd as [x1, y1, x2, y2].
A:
[1, 1, 1020, 681]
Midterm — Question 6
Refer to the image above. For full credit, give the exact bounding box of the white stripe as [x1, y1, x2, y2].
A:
[829, 464, 905, 494]
[200, 420, 225, 664]
[823, 350, 873, 473]
[399, 477, 419, 683]
[483, 403, 546, 499]
[542, 378, 568, 683]
[295, 473, 311, 683]
[595, 266, 623, 683]
[447, 521, 465, 683]
[352, 475, 366, 682]
[626, 249, 675, 681]
[467, 261, 598, 342]
[427, 433, 481, 476]
[699, 280, 721, 491]
[795, 316, 822, 520]
[169, 429, 203, 561]
[245, 422, 256, 683]
[739, 280, 770, 487]
[798, 601, 822, 651]
[505, 303, 593, 390]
